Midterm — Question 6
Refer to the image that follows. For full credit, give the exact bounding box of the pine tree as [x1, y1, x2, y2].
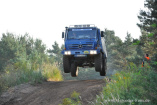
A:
[137, 0, 157, 32]
[47, 41, 63, 66]
[137, 0, 157, 69]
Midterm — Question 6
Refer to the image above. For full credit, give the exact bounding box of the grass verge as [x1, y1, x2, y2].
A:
[0, 63, 63, 94]
[94, 63, 157, 105]
[59, 91, 81, 105]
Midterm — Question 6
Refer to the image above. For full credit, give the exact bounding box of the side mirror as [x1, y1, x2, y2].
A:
[101, 31, 104, 37]
[62, 32, 64, 38]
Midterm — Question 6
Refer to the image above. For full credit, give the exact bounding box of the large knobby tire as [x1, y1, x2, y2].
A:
[71, 63, 78, 77]
[63, 55, 71, 73]
[100, 58, 107, 76]
[94, 53, 103, 72]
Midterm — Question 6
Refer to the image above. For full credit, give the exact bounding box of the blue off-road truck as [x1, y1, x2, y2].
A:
[61, 24, 107, 77]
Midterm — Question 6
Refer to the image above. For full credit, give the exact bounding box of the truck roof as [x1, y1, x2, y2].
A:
[68, 24, 96, 28]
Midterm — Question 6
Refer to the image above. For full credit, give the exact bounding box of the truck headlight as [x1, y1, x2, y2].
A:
[64, 51, 71, 55]
[90, 50, 97, 54]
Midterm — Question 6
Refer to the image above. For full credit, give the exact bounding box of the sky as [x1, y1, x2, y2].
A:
[0, 0, 145, 49]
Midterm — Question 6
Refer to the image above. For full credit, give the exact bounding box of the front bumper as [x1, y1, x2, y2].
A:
[61, 49, 101, 56]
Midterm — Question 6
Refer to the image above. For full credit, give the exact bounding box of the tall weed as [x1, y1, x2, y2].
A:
[0, 62, 63, 94]
[60, 91, 81, 105]
[94, 63, 157, 105]
[42, 63, 63, 81]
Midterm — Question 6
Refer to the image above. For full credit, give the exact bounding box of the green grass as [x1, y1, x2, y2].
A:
[60, 91, 81, 105]
[42, 63, 63, 81]
[0, 63, 63, 94]
[94, 63, 157, 105]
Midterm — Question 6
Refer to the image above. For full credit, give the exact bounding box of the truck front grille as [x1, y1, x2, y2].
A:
[68, 44, 93, 49]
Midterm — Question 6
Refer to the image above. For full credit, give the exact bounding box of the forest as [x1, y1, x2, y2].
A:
[0, 0, 157, 104]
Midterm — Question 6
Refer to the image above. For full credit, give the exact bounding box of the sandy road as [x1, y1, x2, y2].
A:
[0, 79, 106, 105]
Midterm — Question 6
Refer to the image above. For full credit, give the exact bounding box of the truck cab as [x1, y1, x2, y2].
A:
[61, 24, 107, 77]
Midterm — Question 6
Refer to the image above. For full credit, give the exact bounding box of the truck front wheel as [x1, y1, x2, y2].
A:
[63, 55, 71, 73]
[94, 53, 103, 72]
[71, 62, 78, 77]
[100, 58, 107, 76]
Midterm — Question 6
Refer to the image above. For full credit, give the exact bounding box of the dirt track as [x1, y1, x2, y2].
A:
[0, 79, 106, 105]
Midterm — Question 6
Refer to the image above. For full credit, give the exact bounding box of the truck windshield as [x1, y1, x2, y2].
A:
[67, 30, 96, 39]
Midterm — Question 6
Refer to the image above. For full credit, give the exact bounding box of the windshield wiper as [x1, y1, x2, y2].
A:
[69, 38, 76, 39]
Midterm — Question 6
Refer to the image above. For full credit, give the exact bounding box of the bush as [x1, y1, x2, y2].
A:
[0, 69, 44, 93]
[42, 63, 63, 81]
[94, 63, 157, 105]
[60, 91, 81, 105]
[0, 63, 63, 94]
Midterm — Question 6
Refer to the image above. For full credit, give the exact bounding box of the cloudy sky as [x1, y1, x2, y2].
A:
[0, 0, 144, 49]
